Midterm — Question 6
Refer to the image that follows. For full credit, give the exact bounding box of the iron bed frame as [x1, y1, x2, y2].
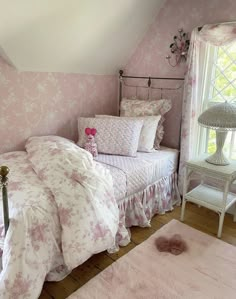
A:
[118, 69, 184, 114]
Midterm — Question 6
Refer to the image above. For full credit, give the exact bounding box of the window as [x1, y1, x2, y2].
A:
[199, 41, 236, 159]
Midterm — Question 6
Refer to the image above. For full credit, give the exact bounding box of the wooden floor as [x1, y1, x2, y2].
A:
[39, 203, 236, 299]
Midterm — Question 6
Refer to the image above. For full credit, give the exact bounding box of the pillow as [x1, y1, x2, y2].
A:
[120, 98, 172, 149]
[96, 115, 161, 152]
[77, 117, 143, 157]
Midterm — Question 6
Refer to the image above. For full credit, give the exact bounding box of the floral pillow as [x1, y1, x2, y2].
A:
[77, 117, 143, 157]
[96, 115, 161, 152]
[120, 98, 172, 149]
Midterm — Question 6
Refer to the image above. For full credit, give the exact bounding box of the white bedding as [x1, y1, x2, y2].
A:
[95, 147, 178, 201]
[0, 136, 130, 299]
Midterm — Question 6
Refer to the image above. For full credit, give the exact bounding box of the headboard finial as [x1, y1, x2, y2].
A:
[119, 70, 124, 77]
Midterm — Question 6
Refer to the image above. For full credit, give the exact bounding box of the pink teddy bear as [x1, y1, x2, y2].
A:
[84, 127, 98, 158]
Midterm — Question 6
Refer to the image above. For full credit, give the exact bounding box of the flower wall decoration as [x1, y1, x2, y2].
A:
[166, 29, 190, 67]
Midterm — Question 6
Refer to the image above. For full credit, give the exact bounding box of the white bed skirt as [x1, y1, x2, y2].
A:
[118, 172, 181, 228]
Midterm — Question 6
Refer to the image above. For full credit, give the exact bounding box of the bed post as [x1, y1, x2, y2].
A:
[0, 166, 10, 235]
[119, 70, 123, 115]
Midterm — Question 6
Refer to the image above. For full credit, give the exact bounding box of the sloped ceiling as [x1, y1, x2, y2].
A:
[0, 0, 165, 74]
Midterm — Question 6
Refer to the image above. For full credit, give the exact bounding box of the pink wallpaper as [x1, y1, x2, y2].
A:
[124, 0, 236, 149]
[1, 0, 236, 154]
[0, 57, 118, 154]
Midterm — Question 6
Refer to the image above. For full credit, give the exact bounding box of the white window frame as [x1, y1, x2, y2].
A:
[197, 43, 236, 159]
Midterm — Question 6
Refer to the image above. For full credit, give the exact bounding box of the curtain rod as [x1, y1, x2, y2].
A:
[198, 21, 236, 32]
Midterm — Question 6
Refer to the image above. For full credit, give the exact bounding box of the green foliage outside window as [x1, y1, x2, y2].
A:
[207, 130, 216, 154]
[207, 42, 236, 157]
[211, 43, 236, 103]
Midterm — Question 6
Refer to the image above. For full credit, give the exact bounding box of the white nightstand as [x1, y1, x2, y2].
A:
[180, 157, 236, 238]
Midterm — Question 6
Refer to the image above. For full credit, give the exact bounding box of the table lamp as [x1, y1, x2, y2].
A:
[198, 101, 236, 165]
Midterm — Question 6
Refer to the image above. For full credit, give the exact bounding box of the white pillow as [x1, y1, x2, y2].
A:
[96, 115, 161, 152]
[77, 117, 143, 157]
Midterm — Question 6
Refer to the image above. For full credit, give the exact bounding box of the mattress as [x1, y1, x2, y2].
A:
[95, 147, 178, 202]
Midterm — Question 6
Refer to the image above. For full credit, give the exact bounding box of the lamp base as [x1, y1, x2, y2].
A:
[205, 131, 229, 166]
[205, 152, 229, 166]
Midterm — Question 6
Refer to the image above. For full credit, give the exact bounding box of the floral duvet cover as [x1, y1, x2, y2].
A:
[0, 136, 129, 299]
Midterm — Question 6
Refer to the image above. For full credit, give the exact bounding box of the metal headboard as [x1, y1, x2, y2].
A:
[118, 69, 184, 114]
[118, 70, 185, 150]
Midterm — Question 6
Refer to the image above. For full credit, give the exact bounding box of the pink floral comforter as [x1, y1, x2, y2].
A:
[0, 136, 129, 299]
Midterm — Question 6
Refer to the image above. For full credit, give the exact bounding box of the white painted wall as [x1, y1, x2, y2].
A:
[0, 45, 14, 66]
[0, 0, 165, 74]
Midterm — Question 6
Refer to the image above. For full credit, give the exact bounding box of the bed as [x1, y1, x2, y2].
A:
[0, 143, 180, 299]
[96, 147, 180, 228]
[0, 72, 183, 299]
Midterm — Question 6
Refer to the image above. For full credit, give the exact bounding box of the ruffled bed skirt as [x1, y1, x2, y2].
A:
[118, 172, 181, 228]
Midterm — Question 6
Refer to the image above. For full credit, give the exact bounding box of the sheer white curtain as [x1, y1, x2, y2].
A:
[178, 23, 236, 193]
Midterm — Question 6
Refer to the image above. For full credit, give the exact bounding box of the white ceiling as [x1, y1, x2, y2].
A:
[0, 0, 165, 74]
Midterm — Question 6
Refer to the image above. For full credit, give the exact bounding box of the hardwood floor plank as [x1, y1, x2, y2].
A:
[43, 276, 78, 299]
[41, 205, 236, 298]
[87, 252, 114, 271]
[130, 226, 156, 245]
[38, 289, 53, 299]
[70, 263, 101, 286]
[106, 241, 136, 261]
[187, 202, 236, 228]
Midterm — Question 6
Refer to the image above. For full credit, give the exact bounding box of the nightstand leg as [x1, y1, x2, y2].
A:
[217, 181, 229, 238]
[180, 199, 186, 221]
[217, 212, 225, 238]
[180, 168, 188, 222]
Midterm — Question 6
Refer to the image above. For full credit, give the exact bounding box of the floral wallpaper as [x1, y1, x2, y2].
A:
[124, 0, 236, 149]
[0, 57, 118, 154]
[1, 0, 236, 154]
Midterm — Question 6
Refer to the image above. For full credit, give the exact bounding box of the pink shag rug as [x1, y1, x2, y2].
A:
[68, 220, 236, 299]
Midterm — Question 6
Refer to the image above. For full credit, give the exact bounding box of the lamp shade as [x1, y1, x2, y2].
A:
[198, 101, 236, 131]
